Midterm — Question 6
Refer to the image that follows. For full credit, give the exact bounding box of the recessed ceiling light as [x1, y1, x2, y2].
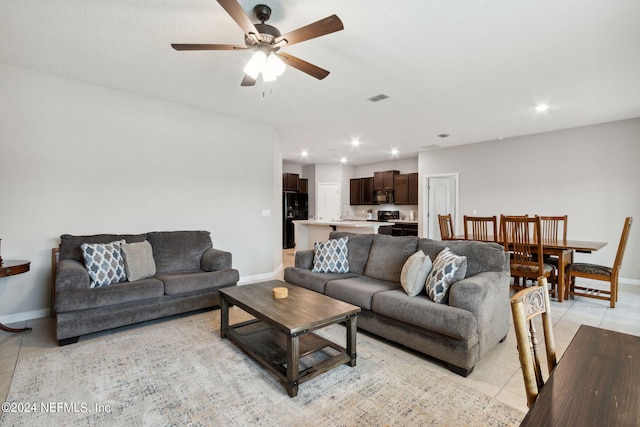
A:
[301, 150, 308, 157]
[391, 148, 399, 156]
[340, 157, 347, 164]
[535, 103, 549, 112]
[351, 139, 360, 147]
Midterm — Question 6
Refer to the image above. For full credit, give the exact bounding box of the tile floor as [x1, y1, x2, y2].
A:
[1, 249, 639, 416]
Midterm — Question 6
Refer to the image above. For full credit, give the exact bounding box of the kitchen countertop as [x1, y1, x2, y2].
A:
[293, 220, 394, 227]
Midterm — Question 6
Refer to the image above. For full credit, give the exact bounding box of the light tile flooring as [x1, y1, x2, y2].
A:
[2, 249, 639, 416]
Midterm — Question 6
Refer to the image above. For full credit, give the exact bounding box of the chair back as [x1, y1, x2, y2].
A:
[539, 215, 567, 243]
[510, 277, 557, 408]
[501, 215, 545, 273]
[613, 217, 633, 273]
[463, 215, 498, 242]
[438, 214, 454, 240]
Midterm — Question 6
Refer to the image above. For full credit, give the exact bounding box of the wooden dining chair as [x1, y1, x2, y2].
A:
[511, 277, 557, 408]
[539, 215, 568, 244]
[566, 217, 632, 308]
[501, 215, 555, 291]
[463, 215, 498, 242]
[438, 214, 454, 240]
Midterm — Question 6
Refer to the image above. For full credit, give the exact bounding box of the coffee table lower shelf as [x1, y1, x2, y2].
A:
[224, 319, 355, 397]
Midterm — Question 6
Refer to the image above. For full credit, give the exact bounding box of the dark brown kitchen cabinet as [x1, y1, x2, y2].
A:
[393, 173, 418, 205]
[374, 170, 399, 190]
[350, 177, 375, 205]
[299, 178, 308, 193]
[282, 173, 299, 191]
[350, 179, 361, 205]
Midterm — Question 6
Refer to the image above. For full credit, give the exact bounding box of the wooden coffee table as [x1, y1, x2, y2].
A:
[219, 280, 360, 397]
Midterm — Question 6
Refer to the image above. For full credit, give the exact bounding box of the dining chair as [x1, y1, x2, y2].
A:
[539, 215, 568, 244]
[510, 277, 557, 408]
[463, 215, 498, 242]
[438, 214, 455, 240]
[566, 217, 632, 308]
[501, 215, 555, 292]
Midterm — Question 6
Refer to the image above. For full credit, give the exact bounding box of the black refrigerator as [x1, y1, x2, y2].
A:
[283, 192, 308, 249]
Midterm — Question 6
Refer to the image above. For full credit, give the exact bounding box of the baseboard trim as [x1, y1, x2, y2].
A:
[621, 277, 640, 286]
[238, 264, 284, 285]
[0, 308, 50, 325]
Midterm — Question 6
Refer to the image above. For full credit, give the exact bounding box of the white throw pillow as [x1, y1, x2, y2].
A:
[400, 250, 433, 296]
[425, 247, 467, 304]
[312, 236, 349, 273]
[121, 240, 156, 282]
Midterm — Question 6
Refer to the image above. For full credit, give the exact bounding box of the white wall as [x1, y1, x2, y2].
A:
[0, 63, 283, 322]
[418, 118, 640, 281]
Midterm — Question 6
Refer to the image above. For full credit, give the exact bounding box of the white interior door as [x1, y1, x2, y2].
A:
[426, 174, 458, 238]
[317, 183, 340, 222]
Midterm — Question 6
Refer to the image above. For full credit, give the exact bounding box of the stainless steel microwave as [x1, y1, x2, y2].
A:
[373, 189, 394, 204]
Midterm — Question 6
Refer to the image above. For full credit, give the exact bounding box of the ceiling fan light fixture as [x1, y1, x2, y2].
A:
[266, 53, 286, 77]
[243, 50, 267, 79]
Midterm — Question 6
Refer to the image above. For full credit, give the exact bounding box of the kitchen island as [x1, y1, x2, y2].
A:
[292, 220, 393, 251]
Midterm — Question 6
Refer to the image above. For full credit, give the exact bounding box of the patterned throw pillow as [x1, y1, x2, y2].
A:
[81, 240, 127, 288]
[425, 247, 467, 304]
[312, 236, 349, 273]
[400, 250, 433, 296]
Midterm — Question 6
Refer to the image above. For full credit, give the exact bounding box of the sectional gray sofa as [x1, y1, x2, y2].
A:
[284, 231, 510, 376]
[54, 230, 239, 345]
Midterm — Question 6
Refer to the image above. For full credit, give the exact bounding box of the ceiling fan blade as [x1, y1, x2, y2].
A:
[217, 0, 261, 41]
[171, 43, 247, 51]
[240, 74, 256, 86]
[274, 15, 344, 47]
[277, 53, 330, 80]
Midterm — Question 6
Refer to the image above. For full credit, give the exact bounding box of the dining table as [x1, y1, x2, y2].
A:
[519, 325, 640, 426]
[453, 236, 607, 302]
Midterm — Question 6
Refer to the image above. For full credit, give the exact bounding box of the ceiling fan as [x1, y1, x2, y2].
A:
[171, 0, 344, 86]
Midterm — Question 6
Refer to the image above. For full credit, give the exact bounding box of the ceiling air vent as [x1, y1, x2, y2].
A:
[368, 94, 389, 102]
[420, 144, 442, 151]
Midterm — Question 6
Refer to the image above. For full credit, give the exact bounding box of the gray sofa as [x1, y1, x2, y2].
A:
[284, 232, 510, 376]
[54, 230, 239, 345]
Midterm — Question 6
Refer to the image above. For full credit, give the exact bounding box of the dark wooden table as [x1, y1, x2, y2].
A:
[0, 260, 32, 333]
[219, 280, 360, 397]
[520, 325, 640, 426]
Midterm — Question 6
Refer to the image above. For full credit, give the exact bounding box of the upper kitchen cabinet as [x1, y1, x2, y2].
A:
[283, 173, 299, 191]
[299, 178, 308, 193]
[374, 170, 399, 190]
[350, 177, 375, 205]
[393, 173, 419, 205]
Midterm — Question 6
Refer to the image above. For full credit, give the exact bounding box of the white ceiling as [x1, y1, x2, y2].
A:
[2, 0, 640, 165]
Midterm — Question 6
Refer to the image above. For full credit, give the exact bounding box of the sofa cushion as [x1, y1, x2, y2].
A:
[418, 239, 505, 277]
[329, 232, 374, 274]
[400, 250, 433, 296]
[312, 236, 349, 273]
[55, 277, 165, 312]
[371, 289, 477, 340]
[121, 240, 156, 282]
[363, 234, 419, 283]
[325, 276, 400, 310]
[284, 267, 360, 294]
[59, 233, 148, 262]
[147, 231, 213, 273]
[81, 240, 127, 288]
[425, 248, 467, 304]
[158, 270, 240, 295]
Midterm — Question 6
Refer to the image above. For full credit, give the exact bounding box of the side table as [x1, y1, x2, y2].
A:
[0, 260, 32, 333]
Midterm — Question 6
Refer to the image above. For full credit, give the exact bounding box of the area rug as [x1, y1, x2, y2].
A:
[3, 310, 525, 426]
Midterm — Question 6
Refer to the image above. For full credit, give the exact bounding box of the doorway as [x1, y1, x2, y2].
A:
[317, 183, 340, 222]
[424, 174, 458, 238]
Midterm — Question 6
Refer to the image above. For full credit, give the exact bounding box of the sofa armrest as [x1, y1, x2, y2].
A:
[201, 248, 232, 272]
[294, 250, 314, 270]
[448, 270, 510, 357]
[55, 259, 90, 292]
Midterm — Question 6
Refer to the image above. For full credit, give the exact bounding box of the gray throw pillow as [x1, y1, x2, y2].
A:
[425, 247, 467, 304]
[121, 240, 156, 282]
[400, 250, 433, 296]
